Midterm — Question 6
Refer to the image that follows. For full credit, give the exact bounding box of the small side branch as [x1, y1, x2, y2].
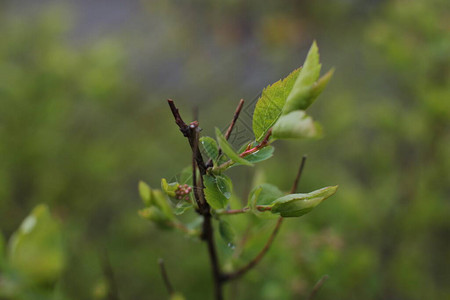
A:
[222, 156, 308, 282]
[307, 275, 329, 300]
[207, 99, 245, 168]
[158, 258, 174, 295]
[290, 155, 307, 194]
[222, 217, 283, 282]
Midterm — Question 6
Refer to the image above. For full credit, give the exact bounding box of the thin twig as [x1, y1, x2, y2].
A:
[222, 156, 308, 282]
[307, 275, 329, 300]
[207, 99, 245, 168]
[224, 99, 244, 140]
[222, 217, 283, 282]
[290, 155, 307, 194]
[158, 258, 174, 295]
[216, 208, 249, 215]
[99, 250, 120, 300]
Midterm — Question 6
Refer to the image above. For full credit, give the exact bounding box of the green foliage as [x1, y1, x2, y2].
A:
[272, 110, 322, 140]
[270, 186, 338, 217]
[200, 137, 219, 162]
[8, 204, 65, 285]
[203, 174, 229, 209]
[218, 219, 235, 247]
[252, 68, 301, 141]
[215, 128, 253, 166]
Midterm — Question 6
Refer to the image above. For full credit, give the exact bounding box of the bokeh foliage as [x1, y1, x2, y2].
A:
[0, 0, 449, 299]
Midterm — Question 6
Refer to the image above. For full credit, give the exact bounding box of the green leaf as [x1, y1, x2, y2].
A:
[178, 166, 192, 185]
[139, 181, 152, 206]
[174, 202, 192, 215]
[282, 42, 334, 113]
[200, 136, 219, 161]
[249, 184, 284, 219]
[152, 189, 175, 220]
[215, 128, 253, 166]
[170, 292, 186, 300]
[216, 175, 232, 199]
[138, 206, 167, 223]
[203, 174, 228, 209]
[244, 146, 274, 163]
[272, 110, 322, 140]
[8, 204, 65, 284]
[218, 219, 235, 248]
[161, 178, 179, 198]
[270, 186, 338, 217]
[252, 68, 301, 141]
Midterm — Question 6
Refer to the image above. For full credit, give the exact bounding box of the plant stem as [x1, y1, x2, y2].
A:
[158, 258, 174, 295]
[167, 99, 224, 300]
[222, 156, 308, 282]
[307, 275, 329, 300]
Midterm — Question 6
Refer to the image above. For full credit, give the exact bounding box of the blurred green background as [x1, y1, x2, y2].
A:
[0, 0, 449, 299]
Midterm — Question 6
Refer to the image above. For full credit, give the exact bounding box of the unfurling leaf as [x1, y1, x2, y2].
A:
[161, 178, 179, 198]
[244, 145, 275, 163]
[216, 175, 233, 199]
[272, 110, 322, 140]
[215, 128, 253, 166]
[249, 184, 283, 218]
[174, 202, 192, 215]
[282, 42, 334, 114]
[200, 136, 219, 161]
[218, 219, 235, 248]
[252, 68, 301, 141]
[139, 181, 152, 206]
[203, 174, 228, 209]
[270, 186, 338, 217]
[8, 204, 65, 284]
[138, 207, 167, 223]
[138, 181, 174, 220]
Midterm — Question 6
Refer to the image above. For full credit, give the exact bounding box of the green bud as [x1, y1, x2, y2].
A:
[270, 186, 338, 217]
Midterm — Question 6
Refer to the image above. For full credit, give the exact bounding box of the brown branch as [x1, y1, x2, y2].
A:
[99, 249, 120, 300]
[222, 156, 308, 282]
[167, 99, 223, 300]
[216, 207, 249, 215]
[222, 217, 283, 282]
[207, 99, 245, 168]
[307, 275, 329, 300]
[158, 258, 174, 295]
[290, 155, 307, 194]
[225, 99, 244, 140]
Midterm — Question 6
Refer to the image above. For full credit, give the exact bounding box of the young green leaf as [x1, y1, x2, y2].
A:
[138, 206, 168, 223]
[272, 110, 322, 140]
[139, 181, 152, 206]
[250, 183, 284, 207]
[203, 174, 228, 209]
[244, 146, 274, 163]
[200, 136, 219, 161]
[252, 68, 301, 141]
[178, 166, 192, 185]
[161, 178, 179, 198]
[8, 204, 65, 284]
[282, 42, 334, 113]
[174, 202, 192, 215]
[218, 219, 235, 249]
[151, 189, 175, 220]
[270, 186, 338, 217]
[215, 128, 253, 166]
[216, 175, 232, 199]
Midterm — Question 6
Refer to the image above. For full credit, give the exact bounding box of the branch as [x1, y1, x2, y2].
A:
[167, 99, 207, 175]
[216, 207, 249, 215]
[224, 99, 244, 140]
[158, 258, 174, 295]
[222, 217, 283, 282]
[222, 156, 308, 282]
[290, 155, 307, 194]
[207, 99, 245, 168]
[99, 250, 120, 300]
[307, 275, 329, 300]
[167, 99, 223, 300]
